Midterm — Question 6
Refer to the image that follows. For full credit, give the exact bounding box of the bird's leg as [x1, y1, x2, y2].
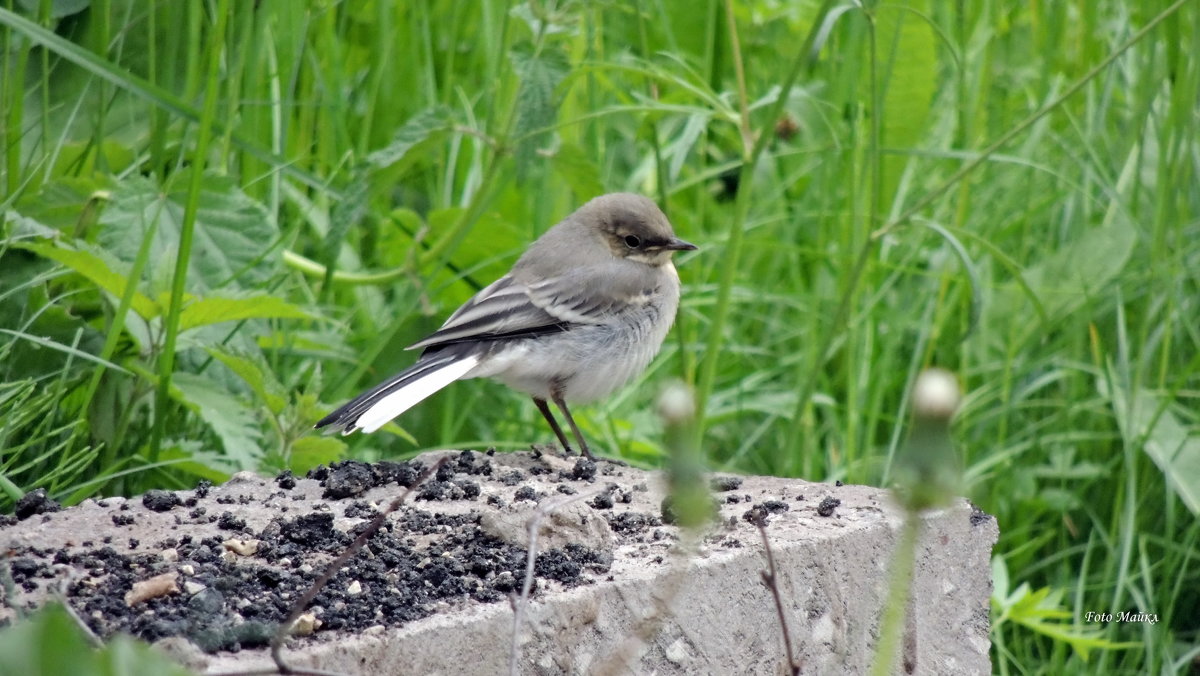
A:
[532, 397, 577, 455]
[552, 395, 594, 460]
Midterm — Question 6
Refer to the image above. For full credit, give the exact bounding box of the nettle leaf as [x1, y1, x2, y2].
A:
[0, 246, 109, 379]
[367, 105, 454, 169]
[15, 240, 160, 319]
[5, 211, 59, 239]
[510, 46, 568, 180]
[170, 372, 263, 469]
[172, 292, 313, 332]
[99, 173, 279, 294]
[206, 346, 288, 416]
[11, 176, 107, 235]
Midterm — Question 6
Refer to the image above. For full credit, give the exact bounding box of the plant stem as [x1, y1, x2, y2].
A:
[148, 0, 231, 463]
[693, 0, 836, 437]
[869, 513, 920, 676]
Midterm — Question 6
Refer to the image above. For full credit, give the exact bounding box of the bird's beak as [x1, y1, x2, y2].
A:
[664, 237, 698, 251]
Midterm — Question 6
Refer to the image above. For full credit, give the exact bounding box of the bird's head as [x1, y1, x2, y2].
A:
[585, 193, 697, 266]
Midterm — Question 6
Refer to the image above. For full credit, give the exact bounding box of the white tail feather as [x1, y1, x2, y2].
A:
[355, 356, 480, 433]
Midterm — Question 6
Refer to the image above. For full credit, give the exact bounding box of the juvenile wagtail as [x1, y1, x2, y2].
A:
[315, 193, 696, 459]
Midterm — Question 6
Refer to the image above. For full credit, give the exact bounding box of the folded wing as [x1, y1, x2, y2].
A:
[407, 262, 657, 352]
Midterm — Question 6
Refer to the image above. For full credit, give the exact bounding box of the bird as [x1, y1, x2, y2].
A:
[314, 193, 696, 460]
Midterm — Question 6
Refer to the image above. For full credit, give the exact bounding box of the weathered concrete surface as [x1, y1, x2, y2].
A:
[1, 450, 997, 675]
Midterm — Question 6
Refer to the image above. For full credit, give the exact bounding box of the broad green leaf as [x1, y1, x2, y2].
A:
[876, 1, 936, 211]
[256, 329, 357, 362]
[174, 293, 313, 332]
[170, 373, 263, 469]
[1105, 369, 1200, 515]
[0, 603, 194, 676]
[289, 435, 346, 474]
[1022, 223, 1136, 319]
[366, 105, 453, 169]
[0, 251, 107, 380]
[14, 240, 160, 319]
[4, 211, 60, 239]
[510, 46, 569, 180]
[378, 207, 425, 269]
[206, 346, 288, 415]
[986, 222, 1136, 344]
[99, 174, 279, 294]
[424, 207, 526, 311]
[11, 177, 108, 234]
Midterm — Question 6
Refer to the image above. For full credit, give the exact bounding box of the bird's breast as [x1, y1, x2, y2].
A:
[481, 274, 680, 403]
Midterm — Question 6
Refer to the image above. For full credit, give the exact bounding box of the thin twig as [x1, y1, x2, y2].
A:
[267, 456, 449, 675]
[751, 509, 800, 675]
[723, 0, 753, 157]
[509, 488, 605, 676]
[694, 0, 837, 434]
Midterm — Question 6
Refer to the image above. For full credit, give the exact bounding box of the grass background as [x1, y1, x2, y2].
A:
[2, 0, 1198, 672]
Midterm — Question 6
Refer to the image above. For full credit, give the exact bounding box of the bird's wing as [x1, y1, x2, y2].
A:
[406, 264, 657, 351]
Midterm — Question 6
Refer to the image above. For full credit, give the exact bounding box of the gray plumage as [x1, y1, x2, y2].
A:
[315, 193, 696, 459]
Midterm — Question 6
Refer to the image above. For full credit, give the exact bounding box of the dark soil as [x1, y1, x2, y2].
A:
[0, 451, 615, 654]
[710, 476, 743, 492]
[817, 496, 841, 517]
[0, 450, 820, 662]
[14, 489, 61, 520]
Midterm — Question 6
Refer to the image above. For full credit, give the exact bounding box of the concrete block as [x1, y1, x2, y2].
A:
[0, 450, 997, 674]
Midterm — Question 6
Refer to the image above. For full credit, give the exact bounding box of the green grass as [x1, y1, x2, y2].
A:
[2, 0, 1198, 673]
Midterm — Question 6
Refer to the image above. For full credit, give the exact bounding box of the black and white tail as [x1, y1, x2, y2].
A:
[314, 353, 480, 434]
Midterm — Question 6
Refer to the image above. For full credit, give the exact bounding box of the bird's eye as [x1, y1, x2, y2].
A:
[623, 235, 641, 248]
